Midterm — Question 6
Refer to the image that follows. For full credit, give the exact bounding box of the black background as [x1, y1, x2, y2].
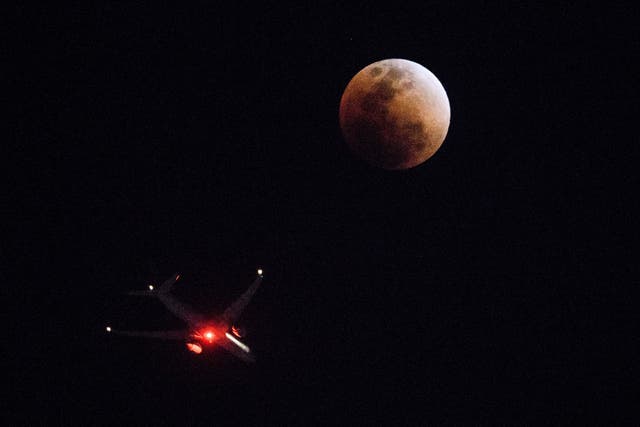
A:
[9, 2, 637, 424]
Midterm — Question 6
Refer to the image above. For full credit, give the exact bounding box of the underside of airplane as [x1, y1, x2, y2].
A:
[106, 269, 265, 363]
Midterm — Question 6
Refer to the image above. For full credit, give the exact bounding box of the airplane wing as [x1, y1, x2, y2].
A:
[126, 273, 206, 327]
[218, 332, 256, 363]
[105, 327, 189, 340]
[221, 273, 264, 325]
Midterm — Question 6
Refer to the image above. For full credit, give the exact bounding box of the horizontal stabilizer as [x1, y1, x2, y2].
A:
[126, 290, 155, 297]
[126, 274, 180, 296]
[105, 326, 188, 340]
[158, 273, 180, 294]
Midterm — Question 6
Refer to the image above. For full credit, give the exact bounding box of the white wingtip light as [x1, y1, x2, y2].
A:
[148, 285, 154, 291]
[106, 326, 112, 332]
[257, 269, 263, 276]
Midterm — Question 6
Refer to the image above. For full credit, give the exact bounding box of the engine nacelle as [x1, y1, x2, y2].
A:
[231, 325, 246, 338]
[186, 342, 203, 354]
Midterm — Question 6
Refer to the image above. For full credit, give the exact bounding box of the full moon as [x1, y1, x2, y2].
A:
[339, 58, 450, 170]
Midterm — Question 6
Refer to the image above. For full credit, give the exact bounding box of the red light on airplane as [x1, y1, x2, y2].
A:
[186, 343, 202, 354]
[201, 330, 215, 343]
[231, 326, 244, 338]
[176, 274, 181, 281]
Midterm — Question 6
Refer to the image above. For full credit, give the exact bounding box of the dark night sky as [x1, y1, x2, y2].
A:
[8, 2, 637, 424]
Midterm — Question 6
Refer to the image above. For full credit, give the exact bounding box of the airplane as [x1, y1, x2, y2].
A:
[106, 269, 265, 363]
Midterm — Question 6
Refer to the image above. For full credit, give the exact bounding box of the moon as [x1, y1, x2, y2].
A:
[339, 59, 450, 170]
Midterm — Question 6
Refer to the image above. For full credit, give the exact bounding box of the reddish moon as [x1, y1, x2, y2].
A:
[339, 59, 450, 170]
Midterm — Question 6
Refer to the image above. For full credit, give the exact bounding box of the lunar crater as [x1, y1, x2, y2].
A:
[370, 66, 383, 77]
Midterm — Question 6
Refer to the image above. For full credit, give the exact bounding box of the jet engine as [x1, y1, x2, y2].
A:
[186, 342, 203, 354]
[231, 325, 246, 338]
